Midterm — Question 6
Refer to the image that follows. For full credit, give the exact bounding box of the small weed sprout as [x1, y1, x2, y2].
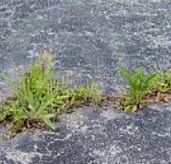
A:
[155, 71, 171, 92]
[152, 71, 171, 101]
[119, 67, 157, 112]
[0, 51, 102, 134]
[70, 82, 102, 107]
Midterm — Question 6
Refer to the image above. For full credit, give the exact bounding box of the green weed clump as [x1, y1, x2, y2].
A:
[150, 71, 171, 101]
[119, 67, 157, 112]
[154, 71, 171, 93]
[0, 51, 101, 134]
[70, 82, 102, 106]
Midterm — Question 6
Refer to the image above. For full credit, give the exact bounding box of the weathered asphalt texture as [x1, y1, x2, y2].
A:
[1, 105, 171, 164]
[1, 0, 171, 163]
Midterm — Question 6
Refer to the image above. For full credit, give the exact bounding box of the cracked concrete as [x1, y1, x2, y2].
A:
[1, 0, 171, 163]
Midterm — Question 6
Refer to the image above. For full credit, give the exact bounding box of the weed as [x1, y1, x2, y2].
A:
[155, 71, 171, 92]
[119, 67, 157, 112]
[0, 51, 59, 130]
[152, 71, 171, 101]
[69, 82, 102, 107]
[0, 51, 102, 134]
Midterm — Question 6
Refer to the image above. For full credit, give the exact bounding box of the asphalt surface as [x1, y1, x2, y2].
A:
[1, 0, 171, 163]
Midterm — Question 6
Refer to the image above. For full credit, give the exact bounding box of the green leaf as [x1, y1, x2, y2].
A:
[119, 67, 133, 86]
[144, 73, 157, 91]
[42, 115, 56, 130]
[134, 67, 144, 89]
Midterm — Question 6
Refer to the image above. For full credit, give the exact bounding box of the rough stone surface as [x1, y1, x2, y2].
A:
[1, 0, 171, 163]
[1, 0, 171, 91]
[1, 105, 171, 164]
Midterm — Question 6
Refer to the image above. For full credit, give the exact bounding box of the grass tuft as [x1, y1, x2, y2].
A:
[119, 67, 157, 112]
[151, 71, 171, 102]
[0, 51, 102, 135]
